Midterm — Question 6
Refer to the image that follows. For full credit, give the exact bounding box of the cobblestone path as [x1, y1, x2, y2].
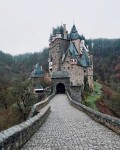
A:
[22, 94, 120, 150]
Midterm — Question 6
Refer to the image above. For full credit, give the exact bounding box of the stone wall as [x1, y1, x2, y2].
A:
[28, 93, 55, 118]
[62, 53, 84, 86]
[68, 86, 81, 102]
[49, 38, 70, 71]
[52, 78, 70, 93]
[67, 91, 120, 135]
[0, 93, 55, 150]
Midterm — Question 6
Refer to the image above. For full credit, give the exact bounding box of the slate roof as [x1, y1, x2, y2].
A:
[62, 42, 78, 62]
[35, 84, 43, 90]
[51, 71, 70, 79]
[76, 51, 90, 67]
[62, 42, 90, 67]
[69, 25, 80, 40]
[52, 28, 56, 36]
[51, 25, 64, 38]
[56, 26, 61, 34]
[49, 34, 52, 41]
[31, 63, 44, 78]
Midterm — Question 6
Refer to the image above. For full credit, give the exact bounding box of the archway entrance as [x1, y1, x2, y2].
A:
[56, 83, 65, 94]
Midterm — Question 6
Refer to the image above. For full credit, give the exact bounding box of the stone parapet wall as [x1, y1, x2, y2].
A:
[28, 93, 55, 118]
[0, 106, 50, 150]
[0, 93, 55, 150]
[67, 91, 120, 135]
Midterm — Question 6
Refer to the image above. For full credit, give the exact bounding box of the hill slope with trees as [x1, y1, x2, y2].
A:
[87, 38, 120, 117]
[0, 38, 120, 130]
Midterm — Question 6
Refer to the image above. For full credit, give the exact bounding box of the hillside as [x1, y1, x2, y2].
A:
[87, 38, 120, 117]
[0, 38, 120, 119]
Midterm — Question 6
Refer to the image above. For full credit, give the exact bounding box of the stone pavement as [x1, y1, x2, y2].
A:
[22, 94, 120, 150]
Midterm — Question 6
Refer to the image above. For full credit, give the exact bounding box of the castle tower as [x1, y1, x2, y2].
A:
[49, 24, 70, 73]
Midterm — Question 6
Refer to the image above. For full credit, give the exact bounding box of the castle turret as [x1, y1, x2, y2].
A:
[56, 26, 62, 38]
[49, 33, 52, 43]
[69, 25, 81, 54]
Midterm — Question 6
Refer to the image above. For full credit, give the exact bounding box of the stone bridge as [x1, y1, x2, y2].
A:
[22, 94, 120, 150]
[0, 94, 120, 150]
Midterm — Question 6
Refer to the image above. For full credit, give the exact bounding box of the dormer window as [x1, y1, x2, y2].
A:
[71, 58, 77, 64]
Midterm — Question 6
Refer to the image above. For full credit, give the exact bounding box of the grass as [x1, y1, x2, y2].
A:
[84, 82, 102, 110]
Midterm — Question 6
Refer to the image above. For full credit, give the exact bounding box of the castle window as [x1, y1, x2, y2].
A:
[68, 67, 70, 70]
[64, 67, 65, 69]
[84, 69, 86, 73]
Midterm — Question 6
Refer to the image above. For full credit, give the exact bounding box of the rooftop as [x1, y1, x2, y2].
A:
[51, 71, 70, 79]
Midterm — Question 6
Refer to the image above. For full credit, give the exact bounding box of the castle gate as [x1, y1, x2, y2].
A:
[56, 83, 65, 94]
[51, 71, 70, 94]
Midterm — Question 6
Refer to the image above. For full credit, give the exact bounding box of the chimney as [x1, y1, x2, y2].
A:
[63, 24, 67, 39]
[63, 24, 66, 30]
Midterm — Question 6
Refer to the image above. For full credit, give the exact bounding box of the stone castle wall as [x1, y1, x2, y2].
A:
[49, 38, 70, 71]
[62, 54, 84, 86]
[68, 86, 82, 102]
[51, 78, 70, 93]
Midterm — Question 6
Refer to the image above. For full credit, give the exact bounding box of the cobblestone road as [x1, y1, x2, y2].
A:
[22, 94, 120, 150]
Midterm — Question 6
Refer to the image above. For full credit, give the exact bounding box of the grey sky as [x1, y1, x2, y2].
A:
[0, 0, 120, 55]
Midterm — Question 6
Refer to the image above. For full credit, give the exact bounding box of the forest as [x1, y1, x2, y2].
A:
[87, 38, 120, 117]
[0, 38, 120, 131]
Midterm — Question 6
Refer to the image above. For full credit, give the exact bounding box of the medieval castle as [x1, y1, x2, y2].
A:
[49, 24, 93, 91]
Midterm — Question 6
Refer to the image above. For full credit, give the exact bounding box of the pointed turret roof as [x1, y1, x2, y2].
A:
[49, 33, 52, 41]
[77, 50, 90, 67]
[69, 25, 80, 40]
[31, 63, 43, 78]
[52, 28, 56, 36]
[56, 26, 61, 34]
[62, 42, 90, 67]
[62, 42, 79, 62]
[71, 25, 77, 33]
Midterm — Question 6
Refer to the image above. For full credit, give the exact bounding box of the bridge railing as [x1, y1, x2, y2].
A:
[28, 92, 55, 118]
[67, 91, 120, 135]
[0, 92, 55, 150]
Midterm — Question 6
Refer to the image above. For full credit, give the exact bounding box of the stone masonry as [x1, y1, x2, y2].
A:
[22, 94, 120, 150]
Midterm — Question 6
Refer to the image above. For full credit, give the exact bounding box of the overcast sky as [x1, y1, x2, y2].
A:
[0, 0, 120, 55]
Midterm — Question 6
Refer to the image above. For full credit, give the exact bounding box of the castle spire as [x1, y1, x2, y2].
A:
[70, 24, 80, 40]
